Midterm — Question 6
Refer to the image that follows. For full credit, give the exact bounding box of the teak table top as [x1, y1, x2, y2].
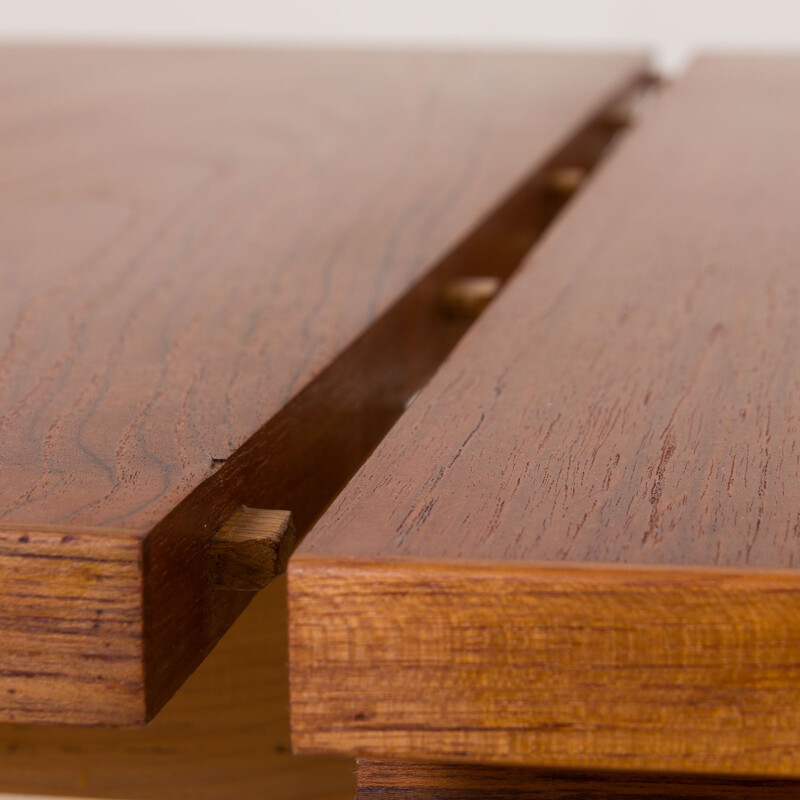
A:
[290, 56, 800, 778]
[0, 46, 648, 724]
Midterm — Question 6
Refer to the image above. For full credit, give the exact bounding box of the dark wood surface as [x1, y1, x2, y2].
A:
[356, 761, 800, 800]
[291, 56, 800, 776]
[0, 45, 648, 724]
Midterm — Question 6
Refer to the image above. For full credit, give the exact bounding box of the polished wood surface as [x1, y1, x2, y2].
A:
[291, 56, 800, 775]
[356, 761, 800, 800]
[0, 576, 354, 800]
[0, 46, 648, 724]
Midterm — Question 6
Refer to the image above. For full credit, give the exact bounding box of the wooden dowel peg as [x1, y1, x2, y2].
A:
[211, 507, 296, 591]
[441, 276, 501, 320]
[546, 166, 586, 198]
[601, 105, 635, 130]
[546, 166, 586, 197]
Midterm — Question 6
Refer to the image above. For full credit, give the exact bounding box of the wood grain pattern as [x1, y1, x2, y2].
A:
[0, 575, 354, 800]
[0, 45, 649, 723]
[299, 54, 800, 569]
[357, 761, 800, 800]
[0, 526, 141, 725]
[291, 558, 800, 777]
[210, 508, 295, 591]
[291, 56, 800, 775]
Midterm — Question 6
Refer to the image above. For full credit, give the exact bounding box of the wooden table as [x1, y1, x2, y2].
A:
[289, 55, 800, 796]
[0, 45, 649, 798]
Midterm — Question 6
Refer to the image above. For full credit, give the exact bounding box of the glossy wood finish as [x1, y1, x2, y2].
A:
[356, 761, 800, 800]
[291, 56, 800, 776]
[0, 576, 354, 800]
[0, 46, 648, 724]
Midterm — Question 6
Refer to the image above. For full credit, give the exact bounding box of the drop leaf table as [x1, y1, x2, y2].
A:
[6, 43, 798, 800]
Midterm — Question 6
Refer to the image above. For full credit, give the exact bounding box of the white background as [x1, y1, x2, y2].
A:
[0, 1, 797, 798]
[1, 0, 800, 72]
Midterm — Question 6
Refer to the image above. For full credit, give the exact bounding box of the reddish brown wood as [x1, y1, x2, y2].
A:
[0, 45, 648, 724]
[0, 577, 354, 800]
[292, 557, 800, 776]
[290, 56, 800, 776]
[357, 761, 800, 800]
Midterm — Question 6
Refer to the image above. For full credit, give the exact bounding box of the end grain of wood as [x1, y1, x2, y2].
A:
[440, 276, 502, 320]
[211, 508, 295, 591]
[545, 166, 586, 197]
